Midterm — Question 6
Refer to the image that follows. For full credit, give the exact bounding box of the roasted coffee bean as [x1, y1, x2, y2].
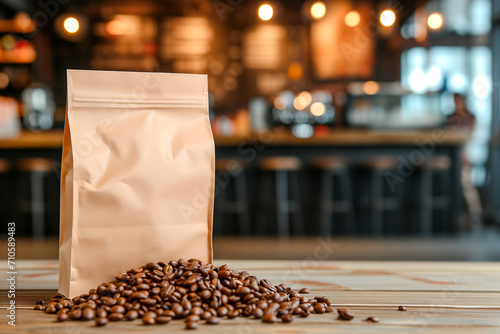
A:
[200, 311, 212, 320]
[108, 312, 124, 321]
[95, 317, 108, 326]
[110, 305, 125, 314]
[217, 306, 228, 317]
[69, 309, 82, 320]
[315, 296, 331, 305]
[186, 315, 200, 322]
[103, 298, 117, 306]
[57, 313, 68, 322]
[337, 308, 354, 320]
[186, 320, 198, 329]
[125, 310, 138, 320]
[96, 309, 107, 318]
[262, 313, 277, 323]
[191, 306, 203, 316]
[142, 315, 155, 325]
[34, 259, 334, 329]
[131, 291, 148, 299]
[366, 316, 379, 323]
[314, 304, 326, 314]
[82, 308, 95, 320]
[398, 305, 407, 311]
[143, 311, 157, 319]
[163, 310, 176, 318]
[171, 303, 183, 317]
[45, 305, 56, 314]
[156, 316, 172, 324]
[299, 288, 310, 294]
[253, 308, 264, 319]
[200, 289, 211, 300]
[202, 316, 218, 324]
[236, 286, 251, 296]
[227, 310, 239, 319]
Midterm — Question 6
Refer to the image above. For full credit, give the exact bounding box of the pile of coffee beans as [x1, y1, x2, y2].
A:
[34, 259, 357, 329]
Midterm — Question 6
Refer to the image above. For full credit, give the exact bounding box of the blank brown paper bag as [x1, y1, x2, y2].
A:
[59, 70, 214, 298]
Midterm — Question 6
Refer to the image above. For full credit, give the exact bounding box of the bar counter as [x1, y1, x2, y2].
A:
[0, 128, 471, 149]
[0, 128, 471, 234]
[1, 259, 499, 333]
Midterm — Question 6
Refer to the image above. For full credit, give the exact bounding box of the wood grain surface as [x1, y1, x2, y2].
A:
[1, 260, 499, 333]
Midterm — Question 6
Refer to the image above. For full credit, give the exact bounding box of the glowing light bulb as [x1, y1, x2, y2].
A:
[380, 9, 396, 27]
[298, 91, 312, 106]
[274, 96, 287, 110]
[293, 96, 308, 110]
[311, 1, 326, 20]
[427, 13, 443, 30]
[345, 11, 360, 27]
[258, 4, 274, 21]
[310, 102, 326, 116]
[363, 81, 380, 95]
[63, 17, 80, 34]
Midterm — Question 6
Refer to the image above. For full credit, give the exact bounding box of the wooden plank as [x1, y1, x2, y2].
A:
[4, 260, 500, 293]
[1, 260, 499, 333]
[2, 299, 499, 333]
[9, 290, 500, 309]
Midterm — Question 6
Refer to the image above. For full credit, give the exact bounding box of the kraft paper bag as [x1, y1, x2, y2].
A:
[59, 70, 214, 298]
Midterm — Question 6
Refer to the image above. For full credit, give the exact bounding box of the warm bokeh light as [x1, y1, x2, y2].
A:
[288, 62, 303, 81]
[380, 9, 396, 27]
[345, 11, 360, 27]
[258, 4, 274, 21]
[427, 13, 443, 30]
[293, 95, 308, 110]
[310, 102, 326, 116]
[63, 17, 80, 34]
[363, 81, 380, 95]
[0, 72, 9, 89]
[274, 96, 287, 110]
[298, 91, 312, 106]
[311, 1, 327, 20]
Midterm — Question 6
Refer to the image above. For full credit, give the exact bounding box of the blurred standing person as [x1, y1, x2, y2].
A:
[446, 94, 482, 229]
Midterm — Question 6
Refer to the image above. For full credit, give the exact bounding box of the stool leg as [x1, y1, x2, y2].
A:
[234, 173, 251, 236]
[275, 170, 290, 238]
[31, 172, 45, 239]
[256, 172, 271, 235]
[440, 169, 450, 233]
[319, 170, 333, 236]
[372, 170, 383, 236]
[290, 171, 303, 235]
[340, 169, 357, 235]
[420, 169, 432, 236]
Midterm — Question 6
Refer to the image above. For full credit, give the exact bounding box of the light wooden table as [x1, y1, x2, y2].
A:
[1, 260, 499, 333]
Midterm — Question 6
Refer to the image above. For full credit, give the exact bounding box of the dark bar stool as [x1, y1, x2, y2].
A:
[17, 158, 54, 239]
[213, 159, 251, 236]
[0, 159, 12, 220]
[419, 156, 451, 236]
[360, 156, 400, 236]
[257, 156, 303, 238]
[312, 157, 356, 235]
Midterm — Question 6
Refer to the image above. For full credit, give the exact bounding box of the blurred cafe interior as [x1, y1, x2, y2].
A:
[0, 0, 500, 261]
